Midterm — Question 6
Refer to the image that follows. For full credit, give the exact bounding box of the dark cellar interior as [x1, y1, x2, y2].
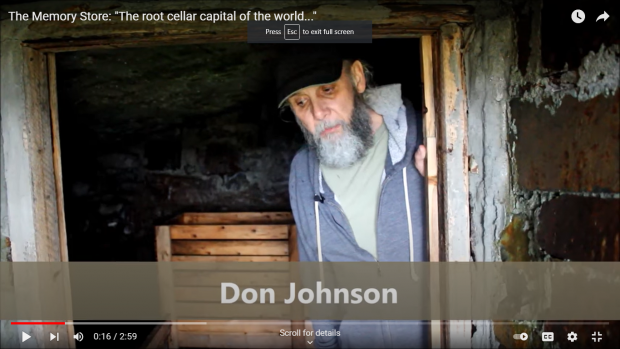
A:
[56, 39, 422, 263]
[55, 39, 422, 347]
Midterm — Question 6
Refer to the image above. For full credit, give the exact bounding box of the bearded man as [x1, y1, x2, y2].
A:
[277, 48, 428, 348]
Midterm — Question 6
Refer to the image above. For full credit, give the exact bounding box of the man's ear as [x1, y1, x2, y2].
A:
[350, 60, 366, 94]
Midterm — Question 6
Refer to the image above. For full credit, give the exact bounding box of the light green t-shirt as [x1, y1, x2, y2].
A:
[320, 121, 388, 259]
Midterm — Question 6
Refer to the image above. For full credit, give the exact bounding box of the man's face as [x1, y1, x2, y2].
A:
[287, 62, 374, 168]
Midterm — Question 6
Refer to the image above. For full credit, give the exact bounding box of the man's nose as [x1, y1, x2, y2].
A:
[311, 100, 329, 120]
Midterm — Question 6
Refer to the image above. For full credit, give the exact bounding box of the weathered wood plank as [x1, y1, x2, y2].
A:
[175, 212, 294, 225]
[177, 320, 291, 333]
[169, 225, 290, 240]
[20, 3, 474, 51]
[177, 331, 291, 348]
[421, 35, 442, 349]
[22, 47, 69, 348]
[156, 226, 172, 261]
[438, 23, 471, 349]
[154, 226, 177, 347]
[173, 271, 290, 287]
[171, 255, 289, 262]
[47, 52, 76, 349]
[172, 241, 289, 256]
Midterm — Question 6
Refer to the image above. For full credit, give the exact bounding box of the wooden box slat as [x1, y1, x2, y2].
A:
[171, 240, 289, 256]
[171, 255, 289, 262]
[173, 270, 290, 287]
[170, 224, 290, 240]
[176, 212, 294, 225]
[155, 211, 299, 348]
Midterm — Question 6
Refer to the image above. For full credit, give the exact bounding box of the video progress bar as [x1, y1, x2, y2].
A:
[11, 322, 207, 325]
[11, 321, 611, 325]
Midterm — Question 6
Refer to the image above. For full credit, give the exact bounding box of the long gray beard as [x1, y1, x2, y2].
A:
[298, 93, 374, 168]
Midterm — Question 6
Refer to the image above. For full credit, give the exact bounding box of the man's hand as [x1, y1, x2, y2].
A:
[414, 145, 426, 176]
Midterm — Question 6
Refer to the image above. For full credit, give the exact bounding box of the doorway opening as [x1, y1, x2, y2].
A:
[55, 39, 422, 348]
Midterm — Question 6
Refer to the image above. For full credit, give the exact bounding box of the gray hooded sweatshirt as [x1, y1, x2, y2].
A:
[288, 84, 429, 348]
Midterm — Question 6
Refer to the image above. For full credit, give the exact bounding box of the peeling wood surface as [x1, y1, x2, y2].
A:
[24, 31, 428, 53]
[437, 24, 471, 348]
[46, 52, 76, 349]
[538, 196, 620, 261]
[511, 91, 620, 193]
[22, 47, 70, 349]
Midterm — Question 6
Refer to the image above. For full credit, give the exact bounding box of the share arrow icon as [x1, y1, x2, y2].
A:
[597, 11, 609, 22]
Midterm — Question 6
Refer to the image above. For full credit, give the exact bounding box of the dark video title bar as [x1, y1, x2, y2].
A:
[247, 21, 372, 43]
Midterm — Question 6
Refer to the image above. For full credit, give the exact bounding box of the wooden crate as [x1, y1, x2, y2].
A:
[152, 212, 312, 349]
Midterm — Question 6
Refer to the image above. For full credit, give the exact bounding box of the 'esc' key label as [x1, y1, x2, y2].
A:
[284, 24, 300, 40]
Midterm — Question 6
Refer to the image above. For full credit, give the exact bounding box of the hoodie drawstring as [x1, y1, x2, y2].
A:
[314, 195, 325, 282]
[402, 167, 418, 280]
[314, 167, 417, 280]
[315, 200, 323, 262]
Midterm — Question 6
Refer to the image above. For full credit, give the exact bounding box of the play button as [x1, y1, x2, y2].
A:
[22, 332, 31, 342]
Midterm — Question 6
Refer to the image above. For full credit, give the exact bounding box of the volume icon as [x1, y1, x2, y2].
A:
[74, 332, 84, 342]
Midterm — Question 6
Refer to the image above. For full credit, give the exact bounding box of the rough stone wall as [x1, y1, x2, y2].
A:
[58, 102, 303, 262]
[494, 0, 620, 347]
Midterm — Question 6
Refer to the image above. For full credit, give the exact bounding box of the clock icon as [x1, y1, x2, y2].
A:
[572, 9, 585, 23]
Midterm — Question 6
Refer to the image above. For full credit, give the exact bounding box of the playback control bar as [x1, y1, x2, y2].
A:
[248, 21, 371, 43]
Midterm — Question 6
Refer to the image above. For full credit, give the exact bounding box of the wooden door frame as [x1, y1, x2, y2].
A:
[16, 7, 473, 348]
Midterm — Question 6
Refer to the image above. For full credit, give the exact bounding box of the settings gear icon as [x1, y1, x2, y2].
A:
[567, 332, 578, 342]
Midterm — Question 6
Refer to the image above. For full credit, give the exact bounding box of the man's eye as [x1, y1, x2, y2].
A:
[297, 99, 306, 106]
[323, 87, 333, 93]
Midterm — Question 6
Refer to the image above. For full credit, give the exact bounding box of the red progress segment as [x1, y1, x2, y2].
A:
[11, 322, 66, 325]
